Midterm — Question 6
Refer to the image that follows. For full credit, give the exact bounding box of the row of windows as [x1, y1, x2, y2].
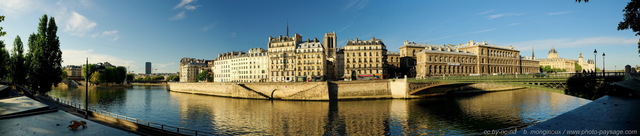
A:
[424, 55, 476, 63]
[345, 52, 381, 57]
[345, 69, 383, 75]
[345, 64, 383, 68]
[346, 58, 383, 63]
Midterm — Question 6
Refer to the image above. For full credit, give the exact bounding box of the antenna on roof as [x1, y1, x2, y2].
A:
[286, 21, 289, 37]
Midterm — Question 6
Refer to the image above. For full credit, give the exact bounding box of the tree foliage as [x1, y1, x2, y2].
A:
[116, 66, 127, 84]
[82, 64, 97, 80]
[196, 71, 209, 82]
[90, 72, 102, 85]
[540, 65, 566, 72]
[10, 35, 27, 85]
[167, 75, 180, 81]
[25, 15, 63, 93]
[574, 63, 583, 72]
[0, 16, 8, 81]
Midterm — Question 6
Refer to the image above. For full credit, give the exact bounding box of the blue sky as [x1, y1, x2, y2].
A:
[0, 0, 638, 73]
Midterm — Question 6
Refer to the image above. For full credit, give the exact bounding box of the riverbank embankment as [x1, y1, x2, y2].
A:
[512, 95, 640, 135]
[168, 78, 523, 100]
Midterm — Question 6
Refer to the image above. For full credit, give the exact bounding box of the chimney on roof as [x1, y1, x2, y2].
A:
[371, 37, 375, 41]
[404, 40, 408, 45]
[469, 40, 474, 45]
[482, 41, 486, 44]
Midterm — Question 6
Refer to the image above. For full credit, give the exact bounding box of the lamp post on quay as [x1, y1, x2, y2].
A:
[593, 49, 597, 75]
[602, 52, 606, 77]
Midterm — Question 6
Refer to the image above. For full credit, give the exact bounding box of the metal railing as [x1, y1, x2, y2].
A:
[44, 97, 214, 136]
[411, 72, 625, 81]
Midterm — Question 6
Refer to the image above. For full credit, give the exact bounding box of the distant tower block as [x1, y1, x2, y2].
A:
[145, 62, 152, 74]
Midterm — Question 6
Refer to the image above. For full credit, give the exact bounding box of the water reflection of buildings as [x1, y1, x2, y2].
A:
[169, 89, 589, 135]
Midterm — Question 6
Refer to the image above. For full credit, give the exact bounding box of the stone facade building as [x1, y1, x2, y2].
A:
[180, 58, 210, 82]
[295, 39, 327, 81]
[343, 37, 387, 80]
[64, 65, 83, 80]
[213, 48, 269, 83]
[415, 40, 539, 77]
[267, 33, 337, 82]
[538, 48, 576, 72]
[386, 51, 401, 78]
[577, 52, 596, 72]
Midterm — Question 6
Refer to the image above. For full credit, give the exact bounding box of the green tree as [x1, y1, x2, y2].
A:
[116, 66, 126, 84]
[90, 72, 102, 85]
[575, 63, 583, 72]
[578, 0, 640, 53]
[61, 69, 68, 80]
[10, 35, 27, 85]
[0, 16, 8, 81]
[26, 15, 63, 93]
[152, 75, 165, 81]
[104, 66, 116, 85]
[82, 64, 97, 80]
[126, 73, 134, 82]
[167, 75, 180, 81]
[196, 71, 209, 82]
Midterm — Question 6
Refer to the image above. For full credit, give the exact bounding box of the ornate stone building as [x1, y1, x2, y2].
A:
[577, 52, 595, 72]
[180, 58, 210, 82]
[538, 48, 577, 72]
[295, 39, 327, 81]
[415, 40, 539, 77]
[268, 34, 301, 82]
[213, 48, 269, 83]
[343, 37, 387, 80]
[267, 33, 337, 82]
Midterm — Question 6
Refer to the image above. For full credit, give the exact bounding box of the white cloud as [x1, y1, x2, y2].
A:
[548, 11, 574, 16]
[487, 13, 524, 19]
[201, 24, 217, 32]
[477, 10, 495, 15]
[511, 37, 638, 50]
[0, 0, 39, 16]
[185, 5, 198, 11]
[170, 0, 199, 20]
[100, 30, 120, 41]
[343, 0, 369, 10]
[64, 11, 97, 36]
[62, 49, 135, 68]
[170, 11, 186, 20]
[174, 0, 194, 9]
[508, 23, 522, 26]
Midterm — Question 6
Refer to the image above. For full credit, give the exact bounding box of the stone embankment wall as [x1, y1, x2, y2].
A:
[169, 79, 407, 100]
[168, 78, 521, 100]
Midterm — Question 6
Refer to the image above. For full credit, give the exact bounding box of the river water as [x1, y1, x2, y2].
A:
[48, 85, 591, 135]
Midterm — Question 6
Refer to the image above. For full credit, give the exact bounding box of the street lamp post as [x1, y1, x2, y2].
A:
[593, 49, 597, 76]
[603, 52, 606, 77]
[85, 58, 89, 119]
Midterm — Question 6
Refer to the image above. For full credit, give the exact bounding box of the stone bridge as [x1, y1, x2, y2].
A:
[407, 72, 626, 96]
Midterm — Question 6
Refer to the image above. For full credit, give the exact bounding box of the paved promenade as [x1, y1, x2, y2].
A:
[511, 95, 640, 135]
[0, 95, 136, 136]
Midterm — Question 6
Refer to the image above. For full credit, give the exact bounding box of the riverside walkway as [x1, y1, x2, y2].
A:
[0, 85, 136, 136]
[510, 95, 640, 135]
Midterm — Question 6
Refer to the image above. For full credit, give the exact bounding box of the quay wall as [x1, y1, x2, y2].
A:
[167, 79, 518, 100]
[169, 80, 403, 100]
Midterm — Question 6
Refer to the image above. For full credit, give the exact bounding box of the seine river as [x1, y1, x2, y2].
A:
[48, 85, 591, 135]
